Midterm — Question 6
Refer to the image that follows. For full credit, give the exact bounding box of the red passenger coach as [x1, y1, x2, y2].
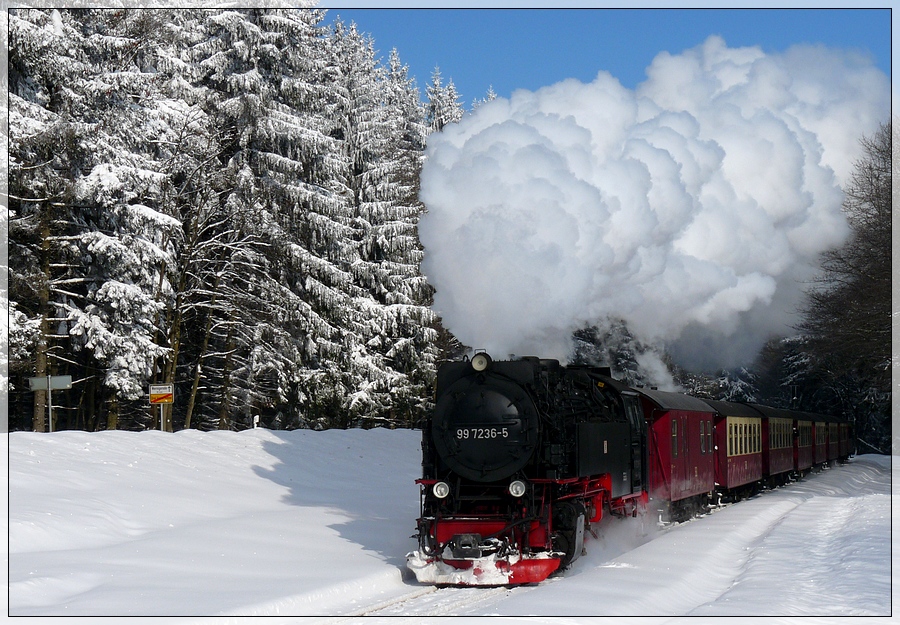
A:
[838, 421, 854, 458]
[812, 416, 829, 465]
[637, 389, 716, 520]
[747, 404, 795, 486]
[827, 419, 840, 461]
[806, 412, 853, 467]
[793, 414, 814, 475]
[702, 400, 763, 500]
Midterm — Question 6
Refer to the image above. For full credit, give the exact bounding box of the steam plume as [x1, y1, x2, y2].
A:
[419, 36, 889, 371]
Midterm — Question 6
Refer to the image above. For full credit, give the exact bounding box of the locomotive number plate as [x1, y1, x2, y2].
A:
[456, 427, 510, 440]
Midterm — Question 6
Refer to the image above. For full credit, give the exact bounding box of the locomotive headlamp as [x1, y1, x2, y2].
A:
[471, 353, 492, 372]
[433, 481, 451, 499]
[508, 480, 527, 498]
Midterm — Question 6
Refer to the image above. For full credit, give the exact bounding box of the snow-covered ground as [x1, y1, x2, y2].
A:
[6, 427, 895, 624]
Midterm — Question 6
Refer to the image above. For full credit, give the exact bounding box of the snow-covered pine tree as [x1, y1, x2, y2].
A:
[571, 320, 676, 389]
[9, 7, 442, 432]
[181, 7, 338, 430]
[380, 48, 441, 425]
[142, 9, 276, 432]
[425, 67, 464, 133]
[471, 85, 498, 110]
[10, 9, 180, 431]
[673, 365, 758, 402]
[9, 8, 91, 432]
[323, 23, 438, 427]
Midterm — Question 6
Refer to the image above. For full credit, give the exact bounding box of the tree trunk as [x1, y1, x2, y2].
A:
[184, 310, 214, 430]
[216, 318, 237, 431]
[32, 211, 51, 432]
[184, 274, 221, 429]
[107, 393, 118, 431]
[82, 377, 96, 431]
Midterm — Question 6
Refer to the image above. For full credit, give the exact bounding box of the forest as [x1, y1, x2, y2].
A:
[5, 8, 891, 453]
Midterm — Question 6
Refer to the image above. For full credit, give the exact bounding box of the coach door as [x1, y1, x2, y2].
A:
[623, 393, 646, 492]
[670, 414, 688, 498]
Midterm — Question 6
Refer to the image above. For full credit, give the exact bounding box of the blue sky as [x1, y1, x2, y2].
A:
[319, 7, 892, 105]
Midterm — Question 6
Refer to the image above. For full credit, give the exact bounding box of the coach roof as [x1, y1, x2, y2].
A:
[700, 399, 763, 418]
[636, 388, 716, 412]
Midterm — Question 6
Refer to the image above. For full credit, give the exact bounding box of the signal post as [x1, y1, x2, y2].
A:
[150, 384, 174, 431]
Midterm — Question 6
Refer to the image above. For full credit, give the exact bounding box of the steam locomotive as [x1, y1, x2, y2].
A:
[406, 353, 853, 586]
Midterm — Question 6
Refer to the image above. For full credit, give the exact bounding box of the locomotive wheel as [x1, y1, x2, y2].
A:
[553, 501, 586, 567]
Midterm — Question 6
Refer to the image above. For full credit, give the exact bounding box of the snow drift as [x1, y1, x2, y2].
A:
[418, 36, 890, 371]
[6, 428, 893, 619]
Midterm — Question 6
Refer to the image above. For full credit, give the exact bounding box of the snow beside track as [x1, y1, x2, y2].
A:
[6, 428, 894, 623]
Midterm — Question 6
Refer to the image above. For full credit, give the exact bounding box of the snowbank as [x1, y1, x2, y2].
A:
[6, 428, 894, 622]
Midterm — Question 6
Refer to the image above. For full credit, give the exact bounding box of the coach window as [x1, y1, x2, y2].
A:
[708, 421, 713, 453]
[672, 419, 678, 458]
[700, 421, 705, 454]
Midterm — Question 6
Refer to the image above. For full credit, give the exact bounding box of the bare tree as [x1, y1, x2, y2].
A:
[801, 123, 891, 378]
[797, 121, 891, 452]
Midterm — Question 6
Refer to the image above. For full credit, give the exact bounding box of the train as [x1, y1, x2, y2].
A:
[406, 353, 854, 586]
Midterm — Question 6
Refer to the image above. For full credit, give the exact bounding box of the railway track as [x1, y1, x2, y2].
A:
[322, 583, 524, 621]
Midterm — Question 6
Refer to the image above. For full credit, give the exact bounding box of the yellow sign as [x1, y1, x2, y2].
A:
[149, 384, 174, 404]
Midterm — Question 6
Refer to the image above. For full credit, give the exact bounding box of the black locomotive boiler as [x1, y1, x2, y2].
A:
[407, 353, 648, 585]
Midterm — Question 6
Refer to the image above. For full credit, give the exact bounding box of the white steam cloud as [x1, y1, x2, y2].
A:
[419, 37, 888, 370]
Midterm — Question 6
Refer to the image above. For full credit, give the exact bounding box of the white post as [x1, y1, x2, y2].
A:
[47, 375, 53, 433]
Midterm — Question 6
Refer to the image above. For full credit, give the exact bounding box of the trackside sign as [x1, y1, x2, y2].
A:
[149, 384, 174, 404]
